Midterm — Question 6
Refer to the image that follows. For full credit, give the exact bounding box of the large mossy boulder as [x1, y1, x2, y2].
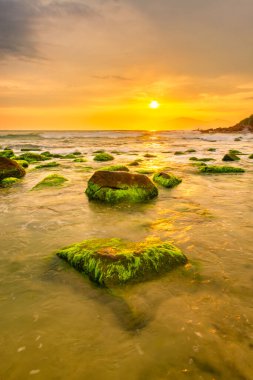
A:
[153, 172, 182, 188]
[56, 238, 187, 286]
[0, 157, 26, 181]
[85, 170, 158, 203]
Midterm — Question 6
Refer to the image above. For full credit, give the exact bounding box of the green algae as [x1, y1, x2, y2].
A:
[73, 158, 87, 162]
[153, 172, 182, 188]
[56, 237, 187, 286]
[34, 161, 60, 169]
[189, 157, 215, 162]
[199, 165, 245, 174]
[128, 159, 143, 166]
[0, 149, 14, 159]
[19, 152, 49, 163]
[32, 174, 68, 190]
[98, 165, 129, 172]
[0, 177, 20, 188]
[85, 182, 158, 203]
[14, 160, 29, 168]
[94, 152, 114, 162]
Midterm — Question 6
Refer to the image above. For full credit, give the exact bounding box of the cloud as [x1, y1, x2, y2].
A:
[92, 75, 132, 81]
[0, 0, 96, 59]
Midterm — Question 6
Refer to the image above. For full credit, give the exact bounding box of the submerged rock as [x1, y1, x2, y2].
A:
[85, 170, 158, 203]
[199, 165, 245, 174]
[153, 172, 182, 188]
[32, 174, 68, 190]
[0, 157, 26, 181]
[56, 237, 187, 286]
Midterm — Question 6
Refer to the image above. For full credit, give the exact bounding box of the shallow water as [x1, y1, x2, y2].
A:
[0, 130, 253, 379]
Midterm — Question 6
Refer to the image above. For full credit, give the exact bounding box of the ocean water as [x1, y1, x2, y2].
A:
[0, 130, 253, 380]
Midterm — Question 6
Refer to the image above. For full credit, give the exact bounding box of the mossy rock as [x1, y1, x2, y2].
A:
[32, 174, 68, 190]
[21, 147, 41, 152]
[93, 152, 114, 162]
[143, 153, 156, 158]
[14, 160, 29, 168]
[249, 154, 253, 159]
[128, 159, 142, 166]
[85, 171, 158, 203]
[56, 237, 187, 287]
[229, 149, 243, 155]
[73, 158, 87, 163]
[199, 165, 245, 174]
[207, 148, 216, 152]
[174, 151, 185, 155]
[0, 149, 14, 159]
[222, 153, 240, 162]
[186, 149, 196, 153]
[0, 157, 26, 181]
[34, 161, 60, 169]
[98, 165, 129, 172]
[189, 157, 214, 162]
[0, 177, 20, 188]
[19, 152, 49, 163]
[153, 172, 182, 188]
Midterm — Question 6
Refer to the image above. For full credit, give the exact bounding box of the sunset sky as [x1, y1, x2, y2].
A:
[1, 0, 253, 130]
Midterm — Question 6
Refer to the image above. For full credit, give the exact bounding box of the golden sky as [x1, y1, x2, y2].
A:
[1, 0, 253, 130]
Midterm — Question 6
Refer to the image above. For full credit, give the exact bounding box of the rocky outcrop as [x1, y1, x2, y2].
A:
[201, 114, 253, 133]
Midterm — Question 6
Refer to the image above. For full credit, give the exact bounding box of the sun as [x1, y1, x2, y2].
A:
[149, 100, 160, 109]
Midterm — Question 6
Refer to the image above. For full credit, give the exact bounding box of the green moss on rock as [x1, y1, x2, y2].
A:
[34, 161, 60, 169]
[249, 154, 253, 159]
[56, 237, 187, 286]
[73, 158, 87, 162]
[98, 165, 129, 172]
[153, 172, 182, 188]
[0, 177, 20, 187]
[19, 152, 49, 163]
[199, 165, 245, 174]
[94, 152, 114, 162]
[85, 170, 158, 203]
[32, 174, 68, 190]
[143, 153, 156, 158]
[14, 160, 29, 168]
[0, 149, 14, 159]
[222, 153, 240, 161]
[0, 157, 26, 181]
[128, 159, 142, 166]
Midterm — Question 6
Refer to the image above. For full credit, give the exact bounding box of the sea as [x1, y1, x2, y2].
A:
[0, 130, 253, 379]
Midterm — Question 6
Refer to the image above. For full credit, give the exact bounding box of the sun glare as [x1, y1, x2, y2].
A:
[149, 100, 160, 109]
